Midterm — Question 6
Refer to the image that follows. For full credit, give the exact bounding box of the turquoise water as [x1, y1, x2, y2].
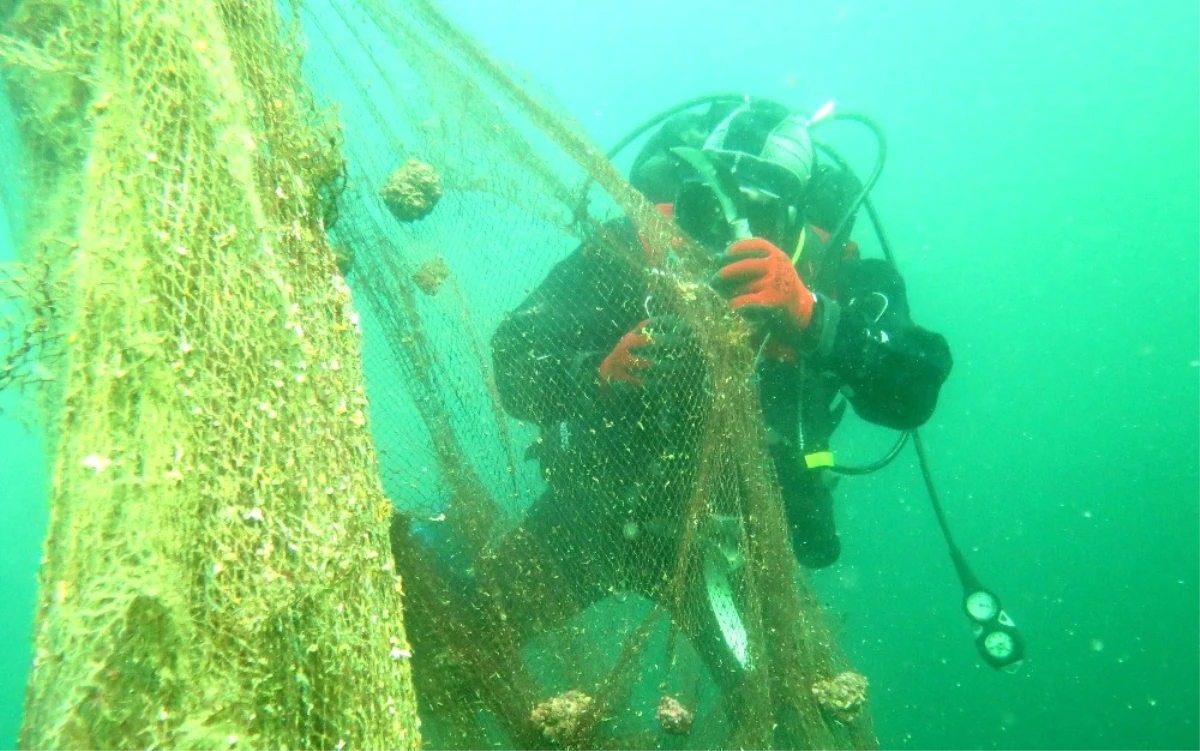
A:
[1, 61, 47, 750]
[431, 2, 1200, 748]
[1, 1, 1197, 748]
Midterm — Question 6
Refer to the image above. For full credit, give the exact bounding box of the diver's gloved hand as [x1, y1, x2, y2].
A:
[712, 237, 815, 338]
[598, 320, 652, 388]
[597, 316, 702, 391]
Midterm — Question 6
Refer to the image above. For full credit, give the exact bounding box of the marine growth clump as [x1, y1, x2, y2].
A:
[381, 158, 442, 222]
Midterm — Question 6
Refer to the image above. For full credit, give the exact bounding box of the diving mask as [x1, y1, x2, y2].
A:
[672, 148, 805, 251]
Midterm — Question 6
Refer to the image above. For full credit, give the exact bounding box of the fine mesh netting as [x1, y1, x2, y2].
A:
[304, 2, 877, 749]
[3, 1, 417, 749]
[3, 0, 878, 748]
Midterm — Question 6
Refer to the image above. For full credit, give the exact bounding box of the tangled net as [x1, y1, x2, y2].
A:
[306, 1, 877, 748]
[4, 1, 416, 748]
[4, 0, 878, 748]
[0, 256, 60, 413]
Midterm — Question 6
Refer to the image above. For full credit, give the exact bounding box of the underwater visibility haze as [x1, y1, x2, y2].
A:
[1, 0, 1197, 748]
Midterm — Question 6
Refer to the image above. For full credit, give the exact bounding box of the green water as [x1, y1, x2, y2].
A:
[1, 59, 46, 750]
[1, 1, 1196, 748]
[434, 2, 1200, 748]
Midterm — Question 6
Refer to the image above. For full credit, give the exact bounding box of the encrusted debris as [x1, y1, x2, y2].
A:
[811, 670, 869, 723]
[531, 689, 593, 746]
[656, 694, 694, 735]
[381, 158, 442, 222]
[412, 255, 450, 296]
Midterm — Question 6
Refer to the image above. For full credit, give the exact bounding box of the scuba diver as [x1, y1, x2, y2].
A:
[472, 94, 950, 715]
[493, 99, 949, 551]
[475, 97, 954, 718]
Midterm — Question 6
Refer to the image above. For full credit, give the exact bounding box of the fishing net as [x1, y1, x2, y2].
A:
[302, 2, 878, 749]
[2, 1, 417, 748]
[3, 0, 878, 748]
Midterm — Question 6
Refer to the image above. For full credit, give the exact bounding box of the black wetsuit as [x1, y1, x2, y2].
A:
[493, 223, 951, 571]
[486, 222, 951, 716]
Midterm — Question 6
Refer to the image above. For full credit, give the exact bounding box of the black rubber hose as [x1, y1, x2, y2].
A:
[812, 112, 888, 255]
[604, 93, 749, 161]
[816, 122, 982, 593]
[829, 430, 909, 476]
[912, 429, 981, 592]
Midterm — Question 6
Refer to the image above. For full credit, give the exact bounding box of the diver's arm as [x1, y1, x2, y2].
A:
[820, 258, 952, 429]
[775, 446, 841, 568]
[491, 242, 645, 425]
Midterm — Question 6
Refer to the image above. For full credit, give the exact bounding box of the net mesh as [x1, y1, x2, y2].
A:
[305, 1, 877, 748]
[4, 1, 417, 748]
[4, 0, 878, 748]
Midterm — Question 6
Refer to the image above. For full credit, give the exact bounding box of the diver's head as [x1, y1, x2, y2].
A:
[632, 98, 814, 252]
[628, 101, 739, 204]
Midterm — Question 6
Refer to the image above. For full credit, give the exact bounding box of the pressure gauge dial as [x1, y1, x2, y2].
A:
[965, 590, 1000, 623]
[984, 630, 1016, 660]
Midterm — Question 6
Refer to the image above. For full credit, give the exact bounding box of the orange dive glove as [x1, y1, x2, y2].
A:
[712, 237, 815, 336]
[598, 319, 653, 388]
[597, 316, 701, 390]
